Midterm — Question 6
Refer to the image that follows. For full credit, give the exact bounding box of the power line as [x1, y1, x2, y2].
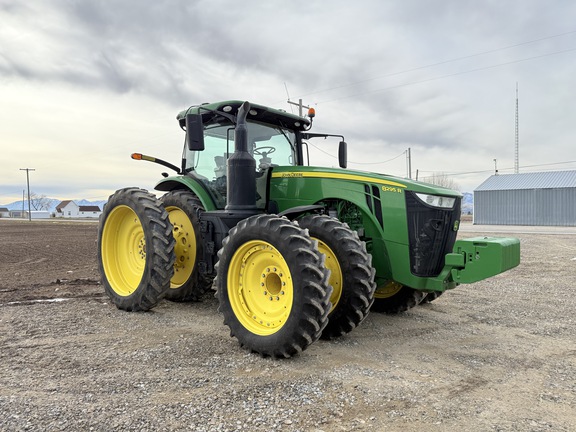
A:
[316, 47, 576, 104]
[419, 160, 576, 177]
[308, 141, 406, 166]
[349, 150, 406, 165]
[296, 30, 576, 100]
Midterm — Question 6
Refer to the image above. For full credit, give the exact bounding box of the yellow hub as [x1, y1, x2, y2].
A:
[316, 239, 343, 312]
[374, 280, 403, 299]
[165, 206, 196, 288]
[227, 240, 293, 335]
[101, 205, 145, 296]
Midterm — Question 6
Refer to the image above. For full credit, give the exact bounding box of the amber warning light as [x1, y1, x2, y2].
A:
[131, 153, 155, 162]
[130, 152, 182, 174]
[308, 107, 316, 119]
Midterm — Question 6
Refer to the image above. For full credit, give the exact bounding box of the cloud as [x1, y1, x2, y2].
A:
[1, 0, 576, 204]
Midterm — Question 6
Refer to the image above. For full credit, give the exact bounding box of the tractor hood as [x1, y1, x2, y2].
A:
[270, 166, 462, 198]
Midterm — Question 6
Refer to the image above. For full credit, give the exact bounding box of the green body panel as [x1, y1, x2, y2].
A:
[155, 176, 218, 211]
[268, 166, 519, 292]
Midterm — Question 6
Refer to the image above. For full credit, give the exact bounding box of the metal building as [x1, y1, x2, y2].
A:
[474, 170, 576, 226]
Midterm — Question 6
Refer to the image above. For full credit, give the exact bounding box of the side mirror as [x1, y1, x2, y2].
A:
[338, 141, 347, 169]
[186, 114, 205, 151]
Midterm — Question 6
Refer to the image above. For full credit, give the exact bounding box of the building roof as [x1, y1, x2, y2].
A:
[0, 207, 9, 212]
[55, 200, 74, 212]
[79, 205, 101, 212]
[475, 170, 576, 192]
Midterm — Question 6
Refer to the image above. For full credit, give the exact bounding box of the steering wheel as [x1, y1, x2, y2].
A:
[253, 146, 276, 156]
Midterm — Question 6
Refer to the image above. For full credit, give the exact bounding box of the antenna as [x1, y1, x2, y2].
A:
[514, 83, 519, 174]
[284, 83, 294, 114]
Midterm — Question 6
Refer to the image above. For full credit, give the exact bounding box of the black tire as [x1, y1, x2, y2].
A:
[160, 190, 212, 302]
[97, 187, 175, 311]
[297, 214, 375, 340]
[420, 291, 443, 304]
[371, 281, 426, 314]
[215, 214, 332, 358]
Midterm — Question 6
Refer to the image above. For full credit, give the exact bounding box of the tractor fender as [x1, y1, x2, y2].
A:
[154, 176, 217, 211]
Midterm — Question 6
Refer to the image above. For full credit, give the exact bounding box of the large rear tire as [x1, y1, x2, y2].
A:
[161, 190, 212, 302]
[297, 214, 375, 339]
[371, 281, 425, 314]
[215, 214, 332, 358]
[97, 187, 175, 311]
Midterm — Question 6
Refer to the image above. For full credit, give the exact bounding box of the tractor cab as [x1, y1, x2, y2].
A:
[177, 100, 347, 210]
[183, 115, 299, 209]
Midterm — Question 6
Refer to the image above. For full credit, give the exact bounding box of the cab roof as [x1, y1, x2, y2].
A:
[177, 100, 311, 131]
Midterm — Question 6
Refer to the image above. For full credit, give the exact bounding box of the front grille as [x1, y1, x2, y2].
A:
[405, 191, 461, 277]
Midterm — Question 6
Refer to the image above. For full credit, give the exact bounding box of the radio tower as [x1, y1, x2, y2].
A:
[514, 83, 519, 174]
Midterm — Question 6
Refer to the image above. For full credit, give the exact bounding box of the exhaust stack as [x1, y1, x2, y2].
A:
[225, 101, 257, 211]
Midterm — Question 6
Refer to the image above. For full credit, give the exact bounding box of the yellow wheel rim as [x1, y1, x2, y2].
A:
[316, 239, 342, 312]
[101, 205, 145, 296]
[227, 240, 293, 336]
[165, 206, 196, 288]
[374, 281, 403, 299]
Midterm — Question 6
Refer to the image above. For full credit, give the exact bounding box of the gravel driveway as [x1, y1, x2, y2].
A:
[1, 220, 575, 431]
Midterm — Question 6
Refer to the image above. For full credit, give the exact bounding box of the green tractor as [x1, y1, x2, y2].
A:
[97, 100, 520, 358]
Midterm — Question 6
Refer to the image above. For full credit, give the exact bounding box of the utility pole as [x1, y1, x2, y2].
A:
[493, 158, 498, 175]
[514, 83, 519, 174]
[287, 98, 310, 117]
[20, 168, 35, 221]
[406, 148, 412, 179]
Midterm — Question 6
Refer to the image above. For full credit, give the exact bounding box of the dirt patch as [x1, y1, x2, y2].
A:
[1, 219, 575, 431]
[0, 220, 102, 305]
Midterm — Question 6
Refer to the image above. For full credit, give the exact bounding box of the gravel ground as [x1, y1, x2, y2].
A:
[0, 220, 575, 431]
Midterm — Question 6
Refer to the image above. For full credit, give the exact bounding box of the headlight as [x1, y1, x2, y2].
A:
[414, 193, 456, 209]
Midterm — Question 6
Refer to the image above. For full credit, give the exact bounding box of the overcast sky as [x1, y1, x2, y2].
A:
[1, 0, 575, 204]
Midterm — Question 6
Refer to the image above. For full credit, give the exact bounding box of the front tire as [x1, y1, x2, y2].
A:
[420, 291, 443, 304]
[98, 187, 175, 311]
[215, 214, 332, 358]
[297, 214, 375, 339]
[161, 190, 212, 302]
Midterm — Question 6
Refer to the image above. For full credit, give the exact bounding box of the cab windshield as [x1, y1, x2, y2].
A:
[184, 119, 297, 208]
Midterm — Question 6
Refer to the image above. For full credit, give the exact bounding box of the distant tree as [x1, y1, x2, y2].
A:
[422, 173, 459, 191]
[29, 192, 52, 211]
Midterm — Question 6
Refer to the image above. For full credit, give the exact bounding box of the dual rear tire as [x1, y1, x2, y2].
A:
[97, 188, 175, 311]
[98, 188, 208, 312]
[161, 191, 212, 302]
